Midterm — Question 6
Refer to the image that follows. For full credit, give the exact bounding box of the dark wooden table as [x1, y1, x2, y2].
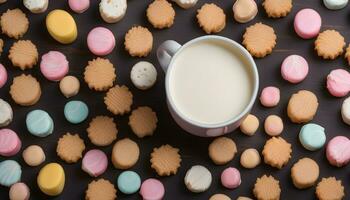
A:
[0, 0, 349, 199]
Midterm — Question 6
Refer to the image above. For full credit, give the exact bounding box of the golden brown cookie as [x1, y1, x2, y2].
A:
[315, 30, 345, 60]
[0, 39, 3, 55]
[87, 116, 118, 146]
[111, 138, 140, 169]
[291, 157, 319, 189]
[262, 0, 292, 18]
[150, 144, 181, 176]
[147, 0, 175, 29]
[196, 3, 226, 34]
[84, 58, 116, 91]
[208, 137, 237, 165]
[287, 90, 319, 123]
[1, 9, 29, 39]
[316, 177, 344, 200]
[85, 179, 117, 200]
[57, 133, 85, 163]
[124, 26, 153, 57]
[209, 194, 231, 200]
[104, 85, 133, 115]
[10, 74, 41, 106]
[129, 106, 158, 138]
[8, 40, 38, 70]
[262, 137, 292, 169]
[345, 43, 350, 65]
[253, 175, 281, 200]
[242, 22, 277, 58]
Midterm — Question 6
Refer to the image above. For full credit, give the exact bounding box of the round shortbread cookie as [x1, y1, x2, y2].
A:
[10, 74, 41, 106]
[8, 40, 38, 70]
[59, 76, 80, 98]
[196, 3, 226, 34]
[129, 106, 158, 138]
[263, 0, 292, 18]
[150, 144, 181, 176]
[208, 137, 237, 165]
[112, 138, 140, 169]
[253, 175, 281, 200]
[0, 99, 12, 127]
[124, 26, 153, 57]
[86, 179, 117, 200]
[316, 177, 344, 200]
[240, 148, 260, 169]
[315, 30, 345, 60]
[240, 114, 259, 136]
[0, 9, 29, 39]
[99, 0, 127, 23]
[84, 58, 116, 91]
[262, 137, 292, 169]
[87, 116, 118, 146]
[104, 85, 133, 115]
[147, 0, 175, 29]
[287, 90, 319, 123]
[57, 133, 85, 163]
[130, 61, 157, 90]
[291, 157, 319, 189]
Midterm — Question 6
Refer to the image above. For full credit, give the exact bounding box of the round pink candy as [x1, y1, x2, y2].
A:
[87, 27, 115, 56]
[68, 0, 90, 13]
[9, 182, 30, 200]
[140, 178, 165, 200]
[281, 55, 309, 84]
[0, 129, 21, 157]
[326, 136, 350, 167]
[221, 167, 241, 189]
[82, 149, 108, 177]
[327, 69, 350, 97]
[40, 51, 69, 81]
[0, 64, 7, 88]
[260, 86, 280, 107]
[294, 9, 322, 39]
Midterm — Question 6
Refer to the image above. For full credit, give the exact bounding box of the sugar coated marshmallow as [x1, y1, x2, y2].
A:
[82, 149, 108, 177]
[281, 55, 309, 83]
[232, 0, 258, 23]
[294, 9, 322, 39]
[172, 0, 198, 9]
[68, 0, 90, 13]
[326, 136, 350, 167]
[260, 86, 280, 107]
[22, 145, 45, 167]
[240, 114, 259, 136]
[341, 96, 350, 125]
[184, 165, 212, 193]
[64, 100, 89, 124]
[327, 69, 350, 97]
[87, 27, 115, 56]
[323, 0, 348, 10]
[140, 178, 165, 200]
[99, 0, 127, 23]
[9, 182, 30, 200]
[46, 10, 77, 44]
[59, 76, 80, 98]
[40, 51, 69, 81]
[131, 61, 157, 90]
[299, 123, 326, 151]
[37, 163, 65, 196]
[26, 109, 54, 137]
[0, 63, 7, 88]
[23, 0, 48, 13]
[117, 171, 141, 194]
[0, 99, 13, 127]
[221, 167, 241, 189]
[0, 160, 21, 187]
[0, 129, 21, 157]
[264, 115, 284, 136]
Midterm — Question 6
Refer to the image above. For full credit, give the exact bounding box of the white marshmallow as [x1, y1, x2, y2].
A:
[23, 0, 48, 13]
[0, 99, 13, 127]
[342, 96, 350, 125]
[172, 0, 198, 9]
[130, 61, 157, 90]
[99, 0, 127, 23]
[184, 165, 212, 193]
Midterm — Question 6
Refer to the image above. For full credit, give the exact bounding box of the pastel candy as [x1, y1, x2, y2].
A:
[264, 115, 284, 136]
[99, 0, 127, 23]
[294, 9, 322, 39]
[0, 98, 13, 127]
[221, 167, 241, 189]
[23, 0, 48, 13]
[232, 0, 258, 23]
[281, 55, 309, 83]
[130, 61, 157, 90]
[82, 149, 108, 177]
[327, 69, 350, 97]
[46, 9, 77, 44]
[64, 100, 89, 124]
[22, 145, 46, 167]
[40, 51, 69, 81]
[26, 110, 54, 137]
[260, 86, 280, 107]
[172, 0, 198, 9]
[68, 0, 90, 13]
[37, 163, 65, 196]
[0, 63, 7, 88]
[87, 27, 115, 56]
[326, 136, 350, 167]
[9, 182, 30, 200]
[0, 160, 21, 187]
[0, 129, 21, 156]
[59, 75, 80, 98]
[299, 123, 326, 151]
[184, 165, 212, 193]
[117, 171, 141, 194]
[341, 96, 350, 125]
[323, 0, 348, 10]
[140, 178, 165, 200]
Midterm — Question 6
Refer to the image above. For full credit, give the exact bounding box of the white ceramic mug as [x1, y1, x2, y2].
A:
[157, 35, 259, 137]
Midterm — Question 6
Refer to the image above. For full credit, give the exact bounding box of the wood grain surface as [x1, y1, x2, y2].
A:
[0, 0, 349, 199]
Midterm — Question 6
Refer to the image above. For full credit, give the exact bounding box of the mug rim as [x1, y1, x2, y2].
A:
[165, 35, 259, 129]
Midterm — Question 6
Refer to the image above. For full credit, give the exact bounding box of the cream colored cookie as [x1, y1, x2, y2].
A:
[263, 0, 292, 18]
[1, 9, 29, 39]
[57, 133, 85, 163]
[22, 145, 45, 166]
[253, 175, 281, 200]
[124, 26, 153, 57]
[150, 144, 181, 176]
[240, 114, 259, 136]
[87, 116, 118, 146]
[233, 0, 258, 23]
[315, 30, 345, 60]
[316, 177, 344, 200]
[129, 106, 158, 138]
[10, 74, 41, 106]
[208, 137, 237, 165]
[291, 157, 319, 189]
[111, 138, 139, 169]
[59, 75, 80, 98]
[262, 137, 292, 169]
[287, 90, 319, 123]
[104, 85, 133, 115]
[147, 0, 175, 29]
[210, 194, 231, 200]
[85, 179, 117, 200]
[196, 3, 226, 34]
[84, 58, 116, 91]
[99, 0, 127, 23]
[8, 40, 38, 70]
[240, 148, 261, 169]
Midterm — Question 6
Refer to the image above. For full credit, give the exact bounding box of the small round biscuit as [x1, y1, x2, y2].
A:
[240, 114, 259, 136]
[10, 74, 41, 106]
[57, 133, 85, 163]
[232, 0, 258, 23]
[84, 58, 116, 91]
[112, 138, 140, 169]
[130, 61, 157, 90]
[87, 116, 118, 146]
[59, 76, 80, 98]
[86, 179, 117, 200]
[147, 0, 175, 29]
[129, 106, 158, 138]
[104, 85, 133, 115]
[291, 157, 319, 189]
[124, 26, 153, 57]
[315, 30, 345, 60]
[240, 148, 261, 169]
[264, 115, 284, 136]
[22, 145, 45, 166]
[316, 177, 344, 200]
[197, 3, 226, 34]
[253, 175, 281, 200]
[209, 137, 237, 165]
[1, 9, 29, 39]
[262, 0, 292, 18]
[150, 144, 181, 176]
[99, 0, 127, 23]
[23, 0, 48, 13]
[8, 40, 38, 70]
[262, 137, 292, 169]
[287, 90, 319, 123]
[0, 99, 13, 127]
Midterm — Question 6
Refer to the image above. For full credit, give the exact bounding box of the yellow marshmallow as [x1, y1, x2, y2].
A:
[37, 163, 65, 196]
[46, 9, 77, 44]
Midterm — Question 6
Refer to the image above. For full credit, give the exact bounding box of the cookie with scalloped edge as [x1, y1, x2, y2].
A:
[315, 30, 345, 60]
[263, 0, 292, 18]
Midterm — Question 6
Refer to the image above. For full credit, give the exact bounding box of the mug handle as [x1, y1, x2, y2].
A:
[157, 40, 182, 72]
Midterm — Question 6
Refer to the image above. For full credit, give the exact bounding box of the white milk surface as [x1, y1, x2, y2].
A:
[169, 40, 253, 125]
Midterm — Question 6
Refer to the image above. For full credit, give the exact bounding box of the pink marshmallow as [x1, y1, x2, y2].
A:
[0, 64, 7, 88]
[0, 129, 21, 157]
[327, 69, 350, 97]
[294, 9, 322, 39]
[140, 178, 165, 200]
[87, 27, 115, 56]
[82, 149, 108, 177]
[281, 55, 309, 84]
[68, 0, 90, 13]
[326, 136, 350, 167]
[40, 51, 69, 81]
[221, 167, 241, 189]
[260, 86, 280, 107]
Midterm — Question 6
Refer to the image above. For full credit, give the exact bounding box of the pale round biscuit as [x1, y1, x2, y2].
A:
[240, 148, 261, 169]
[57, 133, 85, 163]
[23, 0, 48, 13]
[150, 144, 181, 176]
[316, 177, 344, 200]
[263, 0, 292, 18]
[84, 58, 116, 91]
[99, 0, 127, 23]
[0, 99, 13, 127]
[208, 137, 237, 165]
[130, 61, 157, 90]
[10, 74, 41, 106]
[104, 85, 133, 115]
[240, 114, 259, 136]
[196, 3, 226, 34]
[111, 138, 140, 169]
[315, 30, 345, 60]
[291, 157, 319, 189]
[8, 40, 38, 70]
[22, 145, 45, 166]
[129, 106, 158, 138]
[87, 116, 118, 146]
[253, 175, 281, 200]
[59, 76, 80, 98]
[262, 137, 292, 169]
[264, 115, 284, 136]
[287, 90, 319, 123]
[147, 0, 175, 29]
[1, 9, 29, 39]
